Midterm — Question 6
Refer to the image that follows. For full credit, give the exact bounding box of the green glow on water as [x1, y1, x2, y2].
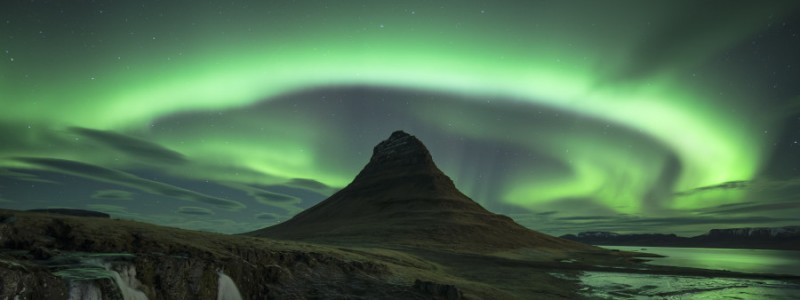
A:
[605, 246, 800, 276]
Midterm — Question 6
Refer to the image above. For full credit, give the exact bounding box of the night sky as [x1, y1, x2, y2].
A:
[2, 1, 800, 236]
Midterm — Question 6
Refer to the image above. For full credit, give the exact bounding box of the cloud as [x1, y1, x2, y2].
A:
[748, 178, 800, 192]
[535, 211, 558, 216]
[253, 190, 297, 203]
[71, 127, 187, 164]
[177, 206, 214, 216]
[17, 157, 245, 211]
[91, 189, 134, 201]
[701, 201, 800, 215]
[619, 216, 799, 226]
[254, 212, 280, 220]
[0, 169, 59, 185]
[555, 215, 622, 221]
[222, 182, 302, 214]
[286, 178, 339, 195]
[86, 204, 129, 214]
[85, 208, 259, 234]
[673, 180, 748, 197]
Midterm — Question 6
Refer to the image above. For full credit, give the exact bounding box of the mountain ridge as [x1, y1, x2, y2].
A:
[561, 226, 800, 250]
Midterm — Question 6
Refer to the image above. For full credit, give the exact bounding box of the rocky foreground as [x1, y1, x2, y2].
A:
[0, 209, 407, 299]
[1, 209, 643, 299]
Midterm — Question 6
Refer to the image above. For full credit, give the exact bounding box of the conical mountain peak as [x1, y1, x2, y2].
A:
[248, 131, 593, 252]
[368, 130, 433, 167]
[372, 130, 418, 157]
[352, 131, 442, 186]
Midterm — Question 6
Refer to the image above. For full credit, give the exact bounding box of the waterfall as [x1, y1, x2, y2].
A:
[54, 254, 148, 300]
[68, 280, 103, 300]
[104, 263, 149, 300]
[217, 272, 243, 300]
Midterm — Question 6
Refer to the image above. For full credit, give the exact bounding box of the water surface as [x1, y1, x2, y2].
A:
[602, 246, 800, 276]
[561, 246, 800, 299]
[574, 272, 800, 299]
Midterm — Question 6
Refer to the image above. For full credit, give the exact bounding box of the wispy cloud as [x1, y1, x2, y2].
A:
[177, 206, 215, 216]
[91, 189, 134, 201]
[286, 178, 339, 195]
[700, 201, 800, 215]
[673, 180, 748, 197]
[71, 127, 187, 164]
[17, 157, 245, 211]
[223, 182, 301, 214]
[255, 212, 280, 220]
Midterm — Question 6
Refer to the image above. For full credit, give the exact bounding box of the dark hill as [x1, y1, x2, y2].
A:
[561, 226, 800, 250]
[248, 131, 593, 252]
[27, 208, 110, 218]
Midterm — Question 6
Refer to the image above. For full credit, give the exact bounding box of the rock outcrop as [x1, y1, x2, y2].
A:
[414, 279, 464, 300]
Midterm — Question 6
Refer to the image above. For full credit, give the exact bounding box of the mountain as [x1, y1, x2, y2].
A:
[561, 226, 800, 250]
[692, 226, 800, 250]
[26, 208, 110, 218]
[706, 226, 800, 239]
[560, 232, 684, 247]
[249, 130, 592, 252]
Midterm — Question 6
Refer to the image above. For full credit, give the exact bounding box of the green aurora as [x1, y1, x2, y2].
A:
[2, 1, 800, 235]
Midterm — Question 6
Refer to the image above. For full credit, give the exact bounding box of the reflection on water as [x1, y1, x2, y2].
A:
[563, 246, 800, 299]
[603, 246, 800, 276]
[575, 272, 800, 300]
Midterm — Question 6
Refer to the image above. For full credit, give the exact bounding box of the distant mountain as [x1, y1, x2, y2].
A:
[27, 208, 110, 218]
[561, 226, 800, 250]
[248, 130, 593, 252]
[560, 232, 682, 246]
[706, 226, 800, 238]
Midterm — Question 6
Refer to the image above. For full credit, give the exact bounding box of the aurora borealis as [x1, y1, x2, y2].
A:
[2, 1, 800, 235]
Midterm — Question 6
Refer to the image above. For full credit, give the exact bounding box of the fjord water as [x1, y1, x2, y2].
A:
[569, 246, 800, 299]
[604, 246, 800, 275]
[576, 272, 800, 299]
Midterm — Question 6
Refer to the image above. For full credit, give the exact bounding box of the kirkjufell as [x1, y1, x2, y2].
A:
[249, 130, 591, 252]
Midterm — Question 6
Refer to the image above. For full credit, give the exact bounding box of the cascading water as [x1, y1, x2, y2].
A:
[67, 280, 103, 300]
[104, 263, 149, 300]
[217, 272, 243, 300]
[54, 254, 149, 300]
